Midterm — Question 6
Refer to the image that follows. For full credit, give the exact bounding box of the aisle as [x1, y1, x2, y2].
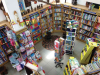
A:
[35, 32, 85, 75]
[5, 32, 85, 75]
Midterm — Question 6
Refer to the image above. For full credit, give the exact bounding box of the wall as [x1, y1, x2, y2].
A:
[67, 0, 100, 6]
[0, 9, 6, 22]
[2, 0, 26, 32]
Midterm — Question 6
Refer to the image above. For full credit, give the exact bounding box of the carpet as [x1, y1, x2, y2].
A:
[42, 35, 60, 50]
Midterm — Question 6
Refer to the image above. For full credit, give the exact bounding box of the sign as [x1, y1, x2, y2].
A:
[84, 10, 96, 14]
[64, 5, 69, 7]
[71, 7, 81, 11]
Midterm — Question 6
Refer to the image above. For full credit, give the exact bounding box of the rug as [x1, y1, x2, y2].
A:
[42, 35, 60, 50]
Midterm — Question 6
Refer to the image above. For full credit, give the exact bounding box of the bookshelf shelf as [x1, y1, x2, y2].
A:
[80, 28, 93, 32]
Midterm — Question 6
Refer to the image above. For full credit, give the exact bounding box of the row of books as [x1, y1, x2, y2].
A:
[79, 29, 92, 36]
[32, 30, 41, 37]
[0, 49, 7, 65]
[54, 17, 61, 20]
[71, 10, 81, 16]
[33, 35, 42, 43]
[48, 28, 53, 33]
[42, 32, 47, 37]
[0, 57, 7, 65]
[30, 13, 39, 19]
[54, 20, 61, 24]
[80, 24, 93, 31]
[63, 9, 69, 13]
[54, 26, 61, 30]
[66, 36, 75, 41]
[82, 19, 95, 26]
[48, 22, 52, 26]
[82, 13, 97, 21]
[70, 15, 81, 21]
[54, 8, 61, 12]
[29, 22, 40, 30]
[0, 49, 5, 57]
[0, 37, 9, 45]
[41, 18, 47, 24]
[63, 14, 69, 18]
[63, 17, 69, 21]
[42, 26, 47, 30]
[54, 13, 61, 16]
[47, 14, 52, 18]
[93, 33, 100, 40]
[66, 45, 74, 50]
[81, 61, 100, 74]
[42, 29, 48, 34]
[65, 41, 74, 46]
[78, 34, 87, 41]
[66, 32, 75, 37]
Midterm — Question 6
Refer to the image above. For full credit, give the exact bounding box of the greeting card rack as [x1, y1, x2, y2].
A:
[54, 37, 65, 68]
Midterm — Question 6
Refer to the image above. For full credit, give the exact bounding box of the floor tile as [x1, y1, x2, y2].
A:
[5, 32, 85, 75]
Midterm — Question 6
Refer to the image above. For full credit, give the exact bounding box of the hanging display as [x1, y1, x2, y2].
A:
[14, 11, 20, 25]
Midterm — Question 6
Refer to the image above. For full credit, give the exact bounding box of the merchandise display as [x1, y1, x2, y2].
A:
[9, 53, 25, 71]
[0, 1, 100, 75]
[0, 49, 8, 66]
[80, 38, 97, 64]
[54, 37, 65, 68]
[65, 20, 79, 55]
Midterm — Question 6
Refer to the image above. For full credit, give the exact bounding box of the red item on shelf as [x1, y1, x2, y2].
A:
[34, 23, 38, 27]
[0, 40, 3, 45]
[38, 33, 41, 36]
[34, 40, 37, 43]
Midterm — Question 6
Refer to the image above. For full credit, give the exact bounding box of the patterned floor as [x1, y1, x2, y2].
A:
[42, 35, 60, 50]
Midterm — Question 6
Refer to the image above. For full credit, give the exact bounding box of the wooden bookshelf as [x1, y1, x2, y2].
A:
[21, 2, 100, 43]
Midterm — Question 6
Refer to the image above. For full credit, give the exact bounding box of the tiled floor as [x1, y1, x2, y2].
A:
[5, 32, 85, 75]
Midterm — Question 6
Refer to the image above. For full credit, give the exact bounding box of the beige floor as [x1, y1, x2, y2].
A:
[5, 32, 85, 75]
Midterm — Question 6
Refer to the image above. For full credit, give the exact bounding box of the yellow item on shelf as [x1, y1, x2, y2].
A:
[80, 42, 97, 64]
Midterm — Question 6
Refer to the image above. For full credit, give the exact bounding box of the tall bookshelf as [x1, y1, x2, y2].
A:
[22, 3, 100, 43]
[0, 46, 8, 67]
[47, 6, 54, 33]
[40, 8, 48, 38]
[62, 5, 70, 31]
[53, 4, 62, 32]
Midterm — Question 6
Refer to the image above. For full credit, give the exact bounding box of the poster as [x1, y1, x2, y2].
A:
[18, 0, 25, 12]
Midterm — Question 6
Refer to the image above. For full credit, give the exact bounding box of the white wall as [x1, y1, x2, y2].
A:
[67, 0, 100, 6]
[0, 10, 6, 22]
[2, 0, 26, 32]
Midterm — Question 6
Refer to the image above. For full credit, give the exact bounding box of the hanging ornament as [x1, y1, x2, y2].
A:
[26, 20, 29, 25]
[11, 20, 16, 25]
[14, 11, 20, 25]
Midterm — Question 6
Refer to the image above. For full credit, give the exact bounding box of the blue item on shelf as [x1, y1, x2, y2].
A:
[12, 53, 19, 58]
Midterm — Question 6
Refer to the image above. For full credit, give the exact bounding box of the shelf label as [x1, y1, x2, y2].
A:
[64, 5, 69, 7]
[23, 17, 26, 19]
[41, 9, 46, 12]
[71, 7, 81, 11]
[56, 4, 61, 6]
[0, 26, 4, 29]
[84, 10, 96, 14]
[29, 12, 38, 16]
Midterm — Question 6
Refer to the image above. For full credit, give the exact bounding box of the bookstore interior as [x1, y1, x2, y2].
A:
[0, 0, 100, 75]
